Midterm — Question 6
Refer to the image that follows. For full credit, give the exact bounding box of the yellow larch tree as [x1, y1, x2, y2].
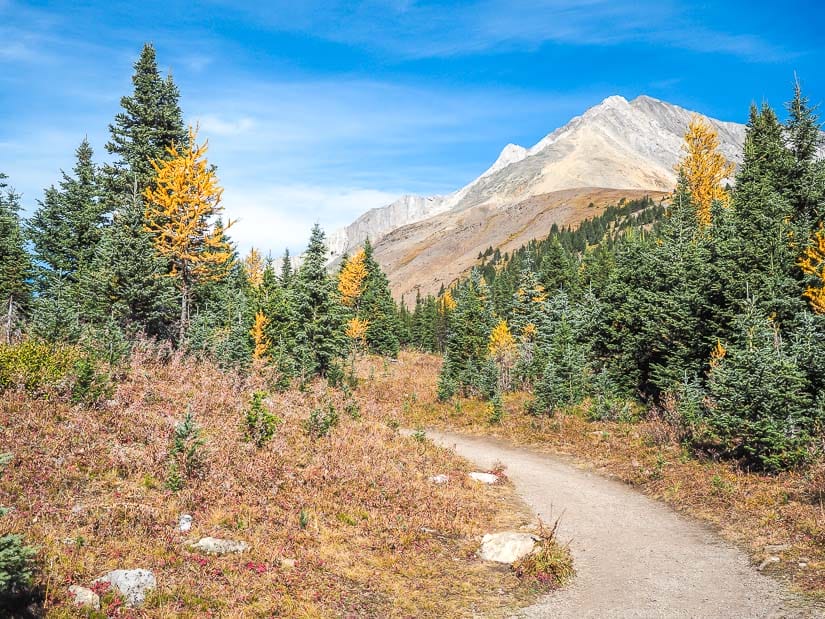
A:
[250, 310, 271, 361]
[489, 319, 516, 392]
[799, 223, 825, 313]
[439, 289, 456, 313]
[677, 115, 735, 227]
[338, 249, 368, 307]
[144, 126, 234, 337]
[244, 247, 265, 289]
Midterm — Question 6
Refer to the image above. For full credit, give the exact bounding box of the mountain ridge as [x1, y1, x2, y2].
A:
[327, 94, 746, 262]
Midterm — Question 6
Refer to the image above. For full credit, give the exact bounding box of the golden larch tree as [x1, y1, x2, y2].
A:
[489, 319, 516, 392]
[250, 310, 271, 361]
[144, 126, 234, 337]
[338, 249, 367, 307]
[799, 223, 825, 313]
[439, 289, 456, 313]
[244, 247, 265, 289]
[678, 115, 735, 227]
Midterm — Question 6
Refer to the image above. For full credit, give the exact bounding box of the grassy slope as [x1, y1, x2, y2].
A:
[389, 352, 825, 600]
[0, 344, 562, 617]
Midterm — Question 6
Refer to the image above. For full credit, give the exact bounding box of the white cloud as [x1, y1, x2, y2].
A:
[222, 184, 400, 257]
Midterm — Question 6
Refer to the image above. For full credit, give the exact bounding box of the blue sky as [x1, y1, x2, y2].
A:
[1, 0, 824, 256]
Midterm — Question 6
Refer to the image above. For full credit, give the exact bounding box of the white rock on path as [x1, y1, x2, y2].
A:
[188, 536, 249, 555]
[68, 585, 100, 610]
[429, 474, 449, 484]
[478, 532, 539, 564]
[92, 569, 156, 608]
[469, 471, 499, 484]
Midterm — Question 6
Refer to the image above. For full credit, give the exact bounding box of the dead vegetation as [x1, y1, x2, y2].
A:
[381, 351, 825, 600]
[0, 343, 562, 617]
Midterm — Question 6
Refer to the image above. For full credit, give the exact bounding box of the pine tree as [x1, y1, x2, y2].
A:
[360, 239, 400, 357]
[28, 139, 103, 290]
[91, 43, 188, 337]
[144, 127, 234, 338]
[79, 194, 178, 338]
[244, 247, 265, 289]
[0, 175, 31, 343]
[784, 78, 825, 225]
[703, 302, 814, 471]
[104, 43, 188, 197]
[438, 272, 496, 399]
[279, 249, 293, 286]
[291, 225, 346, 378]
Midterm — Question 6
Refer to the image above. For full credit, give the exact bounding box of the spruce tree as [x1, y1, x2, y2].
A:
[703, 302, 814, 472]
[89, 43, 188, 336]
[0, 175, 31, 343]
[291, 225, 346, 378]
[360, 239, 401, 357]
[437, 272, 496, 400]
[104, 43, 188, 196]
[28, 139, 103, 290]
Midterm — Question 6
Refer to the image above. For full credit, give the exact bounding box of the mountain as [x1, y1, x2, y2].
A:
[328, 95, 748, 298]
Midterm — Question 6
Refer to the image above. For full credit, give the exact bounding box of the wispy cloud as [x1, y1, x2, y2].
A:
[215, 0, 791, 62]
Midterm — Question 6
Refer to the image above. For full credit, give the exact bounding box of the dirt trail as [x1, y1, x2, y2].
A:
[428, 430, 820, 619]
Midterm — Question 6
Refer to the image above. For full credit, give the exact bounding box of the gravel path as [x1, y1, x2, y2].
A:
[428, 430, 820, 619]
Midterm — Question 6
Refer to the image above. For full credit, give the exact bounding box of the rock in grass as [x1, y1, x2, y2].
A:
[469, 471, 498, 484]
[189, 536, 249, 555]
[429, 474, 449, 484]
[178, 514, 193, 532]
[478, 532, 539, 564]
[92, 569, 156, 608]
[68, 585, 100, 610]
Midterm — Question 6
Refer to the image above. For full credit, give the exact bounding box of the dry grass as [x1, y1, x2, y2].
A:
[0, 344, 558, 617]
[385, 351, 825, 600]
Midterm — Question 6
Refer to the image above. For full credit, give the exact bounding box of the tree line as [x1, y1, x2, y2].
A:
[0, 44, 401, 382]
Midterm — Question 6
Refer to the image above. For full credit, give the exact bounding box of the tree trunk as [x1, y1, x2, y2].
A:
[180, 279, 190, 342]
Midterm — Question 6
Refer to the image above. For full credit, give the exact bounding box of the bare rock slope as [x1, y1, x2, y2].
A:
[329, 95, 747, 297]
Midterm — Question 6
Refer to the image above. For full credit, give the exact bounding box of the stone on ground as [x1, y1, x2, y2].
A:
[478, 532, 539, 564]
[68, 585, 100, 610]
[93, 569, 156, 608]
[430, 474, 449, 484]
[469, 471, 498, 484]
[189, 536, 249, 555]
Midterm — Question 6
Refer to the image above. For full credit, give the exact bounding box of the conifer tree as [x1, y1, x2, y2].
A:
[703, 302, 813, 471]
[291, 225, 346, 378]
[79, 196, 178, 338]
[91, 43, 188, 336]
[0, 175, 31, 343]
[279, 249, 293, 286]
[438, 272, 496, 399]
[359, 239, 400, 357]
[144, 127, 234, 337]
[28, 139, 103, 289]
[104, 43, 188, 196]
[784, 78, 825, 224]
[679, 116, 735, 227]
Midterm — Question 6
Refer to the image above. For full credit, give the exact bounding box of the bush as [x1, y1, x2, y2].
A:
[306, 401, 339, 439]
[0, 454, 37, 613]
[166, 411, 206, 491]
[245, 391, 280, 447]
[512, 520, 573, 588]
[488, 392, 504, 424]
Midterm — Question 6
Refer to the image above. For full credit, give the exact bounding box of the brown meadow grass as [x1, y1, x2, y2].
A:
[0, 343, 558, 617]
[378, 351, 825, 600]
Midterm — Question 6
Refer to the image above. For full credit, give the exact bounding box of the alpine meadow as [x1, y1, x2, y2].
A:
[2, 2, 825, 617]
